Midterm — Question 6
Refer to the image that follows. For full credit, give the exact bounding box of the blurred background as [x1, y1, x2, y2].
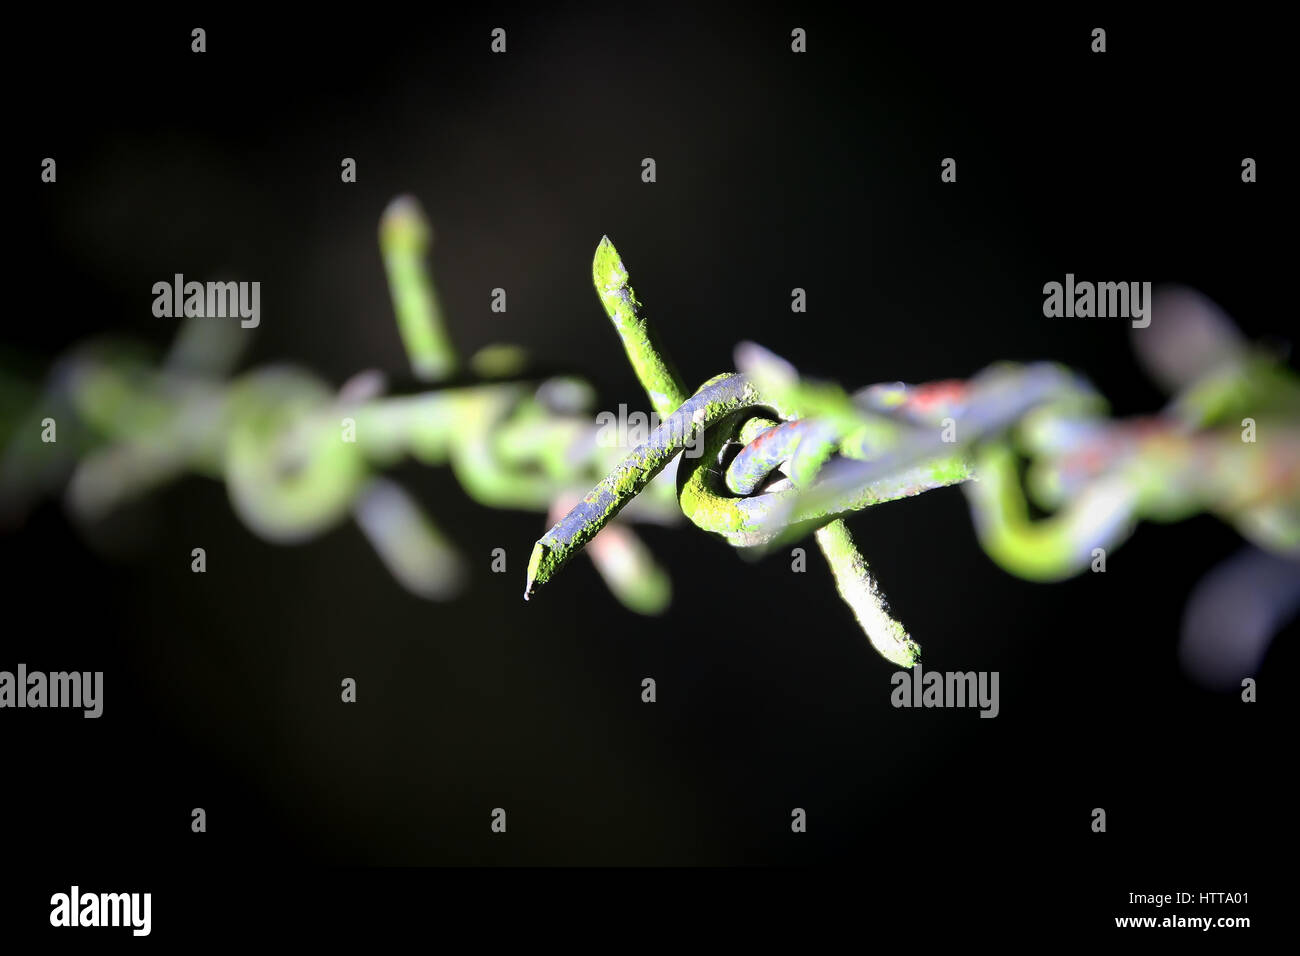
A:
[3, 5, 1292, 907]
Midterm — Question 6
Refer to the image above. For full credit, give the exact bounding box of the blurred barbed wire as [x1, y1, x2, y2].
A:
[1, 197, 679, 614]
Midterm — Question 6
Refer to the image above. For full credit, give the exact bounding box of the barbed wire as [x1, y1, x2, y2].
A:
[1, 197, 681, 613]
[4, 196, 1298, 677]
[527, 238, 1300, 667]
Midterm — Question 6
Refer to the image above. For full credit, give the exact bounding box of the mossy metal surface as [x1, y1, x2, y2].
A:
[8, 199, 1300, 670]
[525, 373, 782, 597]
[816, 520, 920, 668]
[529, 238, 985, 666]
[592, 237, 689, 418]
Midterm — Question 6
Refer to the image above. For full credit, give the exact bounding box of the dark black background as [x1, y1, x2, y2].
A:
[3, 5, 1290, 938]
